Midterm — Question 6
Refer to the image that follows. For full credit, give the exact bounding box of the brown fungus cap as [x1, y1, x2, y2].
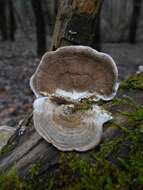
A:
[30, 46, 118, 101]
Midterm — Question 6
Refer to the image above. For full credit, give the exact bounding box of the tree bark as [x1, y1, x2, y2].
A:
[0, 0, 103, 176]
[128, 0, 142, 44]
[31, 0, 46, 56]
[51, 0, 103, 50]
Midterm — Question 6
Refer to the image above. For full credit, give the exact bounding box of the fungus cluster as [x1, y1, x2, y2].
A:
[30, 46, 118, 151]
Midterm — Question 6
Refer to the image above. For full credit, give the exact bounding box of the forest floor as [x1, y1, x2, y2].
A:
[0, 33, 143, 127]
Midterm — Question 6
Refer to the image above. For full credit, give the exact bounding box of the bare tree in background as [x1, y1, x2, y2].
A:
[0, 0, 16, 41]
[0, 0, 8, 40]
[92, 0, 104, 51]
[128, 0, 142, 43]
[31, 0, 46, 56]
[8, 0, 16, 41]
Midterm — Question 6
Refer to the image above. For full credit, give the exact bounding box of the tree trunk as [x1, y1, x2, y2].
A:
[54, 0, 59, 17]
[0, 0, 16, 41]
[0, 0, 8, 40]
[31, 0, 46, 56]
[51, 0, 103, 50]
[91, 0, 103, 51]
[8, 0, 16, 41]
[0, 0, 103, 176]
[128, 0, 142, 44]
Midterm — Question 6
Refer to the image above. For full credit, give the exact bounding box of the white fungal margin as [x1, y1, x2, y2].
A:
[30, 74, 40, 98]
[55, 89, 94, 101]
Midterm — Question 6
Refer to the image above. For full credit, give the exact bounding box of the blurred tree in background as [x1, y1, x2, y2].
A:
[31, 0, 46, 56]
[0, 0, 16, 41]
[0, 0, 142, 55]
[8, 0, 16, 41]
[0, 0, 8, 40]
[129, 0, 142, 43]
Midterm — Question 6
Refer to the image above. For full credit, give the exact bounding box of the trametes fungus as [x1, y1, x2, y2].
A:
[30, 46, 118, 151]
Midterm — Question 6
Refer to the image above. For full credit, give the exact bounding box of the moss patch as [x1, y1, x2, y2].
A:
[0, 164, 54, 190]
[0, 142, 16, 156]
[120, 73, 143, 90]
[56, 133, 143, 189]
[53, 103, 143, 190]
[121, 104, 143, 126]
[0, 106, 143, 190]
[71, 98, 94, 113]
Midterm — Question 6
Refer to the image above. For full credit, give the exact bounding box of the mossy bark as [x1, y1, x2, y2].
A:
[0, 74, 143, 189]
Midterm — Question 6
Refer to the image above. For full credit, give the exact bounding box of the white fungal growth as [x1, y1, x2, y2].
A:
[68, 30, 77, 35]
[55, 89, 94, 101]
[87, 105, 113, 126]
[54, 83, 119, 102]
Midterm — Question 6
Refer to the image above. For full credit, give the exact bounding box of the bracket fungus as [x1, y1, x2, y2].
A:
[30, 46, 118, 151]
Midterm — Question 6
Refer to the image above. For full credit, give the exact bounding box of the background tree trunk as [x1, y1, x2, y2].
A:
[0, 0, 16, 41]
[0, 0, 103, 176]
[0, 0, 8, 40]
[8, 0, 16, 41]
[31, 0, 46, 56]
[51, 0, 103, 50]
[128, 0, 142, 43]
[91, 0, 103, 51]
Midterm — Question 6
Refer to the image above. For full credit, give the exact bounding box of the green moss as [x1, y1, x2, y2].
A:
[111, 96, 136, 108]
[0, 167, 23, 190]
[120, 104, 143, 126]
[53, 104, 143, 190]
[0, 142, 16, 156]
[0, 163, 54, 190]
[30, 163, 41, 178]
[120, 73, 143, 90]
[71, 98, 94, 113]
[57, 128, 143, 189]
[111, 98, 123, 106]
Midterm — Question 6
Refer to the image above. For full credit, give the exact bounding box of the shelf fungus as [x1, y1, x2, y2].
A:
[30, 46, 118, 151]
